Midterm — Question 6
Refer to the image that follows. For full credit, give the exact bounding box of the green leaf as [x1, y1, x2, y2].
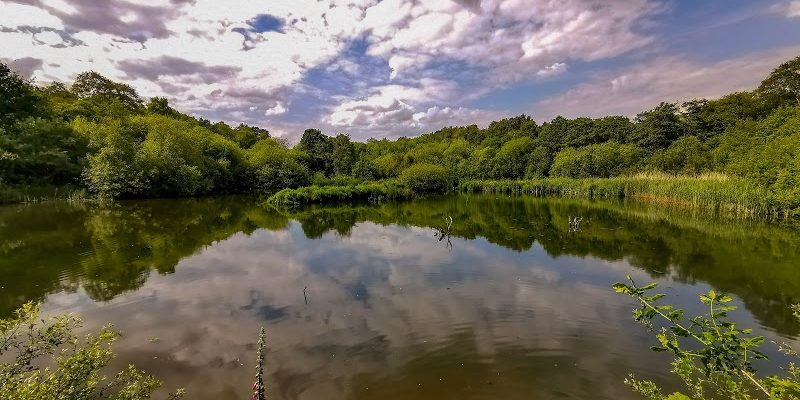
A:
[641, 283, 658, 290]
[665, 392, 691, 400]
[612, 283, 629, 293]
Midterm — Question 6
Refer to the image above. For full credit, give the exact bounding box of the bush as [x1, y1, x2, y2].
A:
[1, 302, 181, 400]
[0, 118, 88, 185]
[268, 180, 412, 206]
[352, 159, 379, 180]
[648, 136, 710, 175]
[399, 163, 450, 193]
[246, 139, 311, 193]
[491, 137, 536, 179]
[550, 141, 642, 178]
[525, 145, 552, 179]
[253, 157, 310, 193]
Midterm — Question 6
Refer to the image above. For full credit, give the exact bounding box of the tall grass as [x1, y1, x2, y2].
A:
[267, 180, 413, 207]
[460, 173, 788, 218]
[0, 184, 90, 205]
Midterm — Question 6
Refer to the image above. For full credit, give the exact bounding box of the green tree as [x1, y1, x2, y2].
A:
[491, 137, 536, 179]
[0, 63, 40, 129]
[71, 72, 143, 111]
[399, 163, 449, 193]
[0, 118, 88, 185]
[297, 128, 333, 175]
[78, 120, 146, 199]
[246, 139, 310, 193]
[331, 134, 356, 175]
[631, 103, 688, 153]
[525, 145, 552, 178]
[550, 142, 642, 178]
[145, 97, 180, 118]
[756, 55, 800, 110]
[682, 92, 764, 141]
[648, 136, 710, 175]
[352, 159, 379, 180]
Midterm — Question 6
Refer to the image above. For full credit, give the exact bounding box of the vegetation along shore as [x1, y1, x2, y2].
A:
[2, 55, 800, 217]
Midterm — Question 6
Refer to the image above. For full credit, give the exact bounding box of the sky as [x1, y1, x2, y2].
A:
[1, 0, 800, 142]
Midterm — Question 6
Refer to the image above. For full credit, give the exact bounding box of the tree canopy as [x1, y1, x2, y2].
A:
[1, 55, 800, 209]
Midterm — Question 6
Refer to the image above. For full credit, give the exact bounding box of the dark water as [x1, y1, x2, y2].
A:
[2, 194, 800, 399]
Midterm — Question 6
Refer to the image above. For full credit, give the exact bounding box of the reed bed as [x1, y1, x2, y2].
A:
[267, 180, 413, 207]
[0, 184, 90, 205]
[460, 173, 788, 218]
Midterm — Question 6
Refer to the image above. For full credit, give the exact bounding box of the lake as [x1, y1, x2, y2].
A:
[2, 194, 799, 399]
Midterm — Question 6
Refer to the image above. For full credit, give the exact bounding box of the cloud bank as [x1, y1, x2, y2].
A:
[0, 0, 797, 139]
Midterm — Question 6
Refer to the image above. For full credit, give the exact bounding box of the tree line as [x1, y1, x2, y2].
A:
[1, 56, 799, 205]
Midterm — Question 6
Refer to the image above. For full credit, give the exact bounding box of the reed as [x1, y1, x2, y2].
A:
[0, 184, 92, 205]
[460, 173, 789, 218]
[267, 180, 413, 207]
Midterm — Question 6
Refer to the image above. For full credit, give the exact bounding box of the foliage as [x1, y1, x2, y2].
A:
[268, 180, 412, 206]
[0, 301, 181, 400]
[71, 71, 143, 112]
[525, 145, 553, 179]
[631, 103, 688, 153]
[399, 163, 450, 193]
[331, 133, 356, 175]
[461, 173, 780, 217]
[298, 128, 333, 175]
[0, 64, 40, 129]
[550, 142, 642, 178]
[756, 55, 800, 110]
[647, 136, 710, 175]
[246, 139, 310, 193]
[352, 159, 379, 180]
[2, 55, 800, 210]
[490, 137, 536, 179]
[613, 276, 800, 400]
[0, 118, 88, 185]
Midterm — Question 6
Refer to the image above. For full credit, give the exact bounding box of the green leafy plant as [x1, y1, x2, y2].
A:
[0, 301, 182, 400]
[613, 276, 800, 399]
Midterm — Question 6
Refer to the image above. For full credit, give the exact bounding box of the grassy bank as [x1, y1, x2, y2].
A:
[267, 180, 413, 207]
[460, 173, 789, 218]
[0, 184, 89, 205]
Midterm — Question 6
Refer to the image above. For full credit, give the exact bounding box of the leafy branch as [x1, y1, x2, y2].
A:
[614, 275, 800, 400]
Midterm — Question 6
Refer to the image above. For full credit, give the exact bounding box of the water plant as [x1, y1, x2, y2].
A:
[461, 173, 786, 219]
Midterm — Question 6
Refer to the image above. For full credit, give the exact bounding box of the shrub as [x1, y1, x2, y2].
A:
[268, 180, 412, 206]
[352, 159, 379, 180]
[550, 141, 642, 178]
[399, 163, 450, 193]
[0, 302, 182, 400]
[0, 118, 88, 185]
[246, 139, 311, 193]
[648, 136, 710, 175]
[615, 277, 800, 400]
[491, 137, 536, 179]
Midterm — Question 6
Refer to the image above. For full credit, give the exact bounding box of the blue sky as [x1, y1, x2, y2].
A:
[1, 0, 799, 141]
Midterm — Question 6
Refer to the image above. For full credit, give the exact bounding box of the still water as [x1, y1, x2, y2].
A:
[2, 194, 800, 399]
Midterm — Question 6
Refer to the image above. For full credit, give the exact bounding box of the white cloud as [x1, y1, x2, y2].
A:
[362, 0, 660, 87]
[264, 102, 287, 116]
[532, 46, 800, 121]
[0, 0, 664, 138]
[772, 1, 800, 18]
[324, 79, 505, 136]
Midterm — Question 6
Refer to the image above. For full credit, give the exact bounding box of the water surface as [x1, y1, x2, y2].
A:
[2, 194, 799, 399]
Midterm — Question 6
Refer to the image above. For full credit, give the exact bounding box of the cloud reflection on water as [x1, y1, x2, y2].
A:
[44, 220, 671, 400]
